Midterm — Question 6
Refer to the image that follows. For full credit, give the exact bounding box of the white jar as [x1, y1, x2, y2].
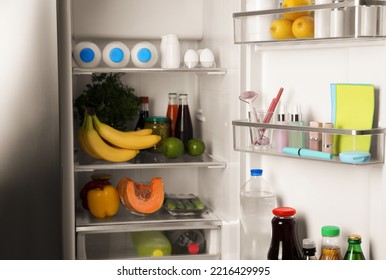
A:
[102, 41, 130, 68]
[73, 41, 101, 68]
[164, 34, 180, 69]
[131, 42, 158, 68]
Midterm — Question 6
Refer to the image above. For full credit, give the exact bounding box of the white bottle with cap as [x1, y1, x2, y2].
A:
[73, 41, 101, 68]
[131, 42, 158, 68]
[102, 41, 130, 68]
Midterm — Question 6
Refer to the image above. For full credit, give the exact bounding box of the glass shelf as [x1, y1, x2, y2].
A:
[73, 66, 227, 75]
[232, 119, 386, 165]
[76, 205, 221, 234]
[233, 0, 386, 45]
[74, 151, 227, 172]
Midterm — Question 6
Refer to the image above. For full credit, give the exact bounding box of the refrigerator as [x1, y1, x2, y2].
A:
[4, 0, 386, 260]
[0, 0, 62, 259]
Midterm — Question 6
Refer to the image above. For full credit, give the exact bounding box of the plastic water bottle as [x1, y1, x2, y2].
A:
[131, 42, 158, 68]
[73, 41, 101, 68]
[102, 41, 130, 68]
[240, 169, 276, 259]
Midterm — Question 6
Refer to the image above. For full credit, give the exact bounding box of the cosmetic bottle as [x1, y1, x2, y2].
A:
[322, 122, 334, 153]
[309, 121, 322, 151]
[289, 105, 306, 148]
[274, 105, 289, 153]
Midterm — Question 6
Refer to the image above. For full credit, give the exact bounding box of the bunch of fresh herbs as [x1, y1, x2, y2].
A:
[74, 73, 140, 131]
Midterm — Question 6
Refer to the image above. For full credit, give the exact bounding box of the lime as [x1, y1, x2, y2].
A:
[162, 137, 184, 159]
[186, 138, 206, 156]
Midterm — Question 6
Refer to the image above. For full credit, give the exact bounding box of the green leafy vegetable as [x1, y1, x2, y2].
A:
[74, 73, 140, 131]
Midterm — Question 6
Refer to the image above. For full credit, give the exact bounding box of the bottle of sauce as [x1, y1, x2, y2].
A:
[267, 207, 303, 260]
[166, 93, 178, 137]
[135, 96, 149, 130]
[319, 225, 342, 260]
[343, 234, 366, 260]
[166, 230, 206, 255]
[302, 238, 318, 260]
[175, 93, 193, 145]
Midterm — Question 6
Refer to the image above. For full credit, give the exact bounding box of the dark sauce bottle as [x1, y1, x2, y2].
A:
[267, 207, 303, 260]
[175, 93, 193, 145]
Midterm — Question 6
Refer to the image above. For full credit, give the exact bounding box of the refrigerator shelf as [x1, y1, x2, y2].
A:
[233, 0, 386, 45]
[74, 151, 227, 172]
[73, 67, 227, 75]
[232, 119, 386, 165]
[76, 206, 221, 234]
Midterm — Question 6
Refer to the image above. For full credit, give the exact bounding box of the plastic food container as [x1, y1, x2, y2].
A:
[163, 194, 208, 216]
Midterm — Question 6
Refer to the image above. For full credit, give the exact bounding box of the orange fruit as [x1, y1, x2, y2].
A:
[282, 0, 312, 21]
[292, 16, 314, 38]
[270, 18, 295, 40]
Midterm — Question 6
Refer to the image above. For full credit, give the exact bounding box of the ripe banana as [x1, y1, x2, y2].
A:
[82, 114, 139, 162]
[77, 114, 102, 159]
[126, 128, 153, 136]
[92, 114, 161, 150]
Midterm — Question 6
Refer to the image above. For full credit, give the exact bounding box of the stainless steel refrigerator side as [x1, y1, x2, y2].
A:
[0, 0, 62, 259]
[57, 0, 75, 259]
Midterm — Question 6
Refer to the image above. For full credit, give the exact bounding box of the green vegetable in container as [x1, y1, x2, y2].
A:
[74, 73, 140, 131]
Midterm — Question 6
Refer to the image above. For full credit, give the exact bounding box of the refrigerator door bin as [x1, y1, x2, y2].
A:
[76, 207, 221, 260]
[233, 0, 386, 45]
[232, 119, 386, 164]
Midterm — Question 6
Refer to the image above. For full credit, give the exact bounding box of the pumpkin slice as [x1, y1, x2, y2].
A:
[117, 177, 164, 215]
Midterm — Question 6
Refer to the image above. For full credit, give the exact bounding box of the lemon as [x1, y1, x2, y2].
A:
[282, 0, 312, 21]
[270, 18, 295, 40]
[162, 137, 184, 159]
[292, 16, 314, 38]
[186, 139, 206, 157]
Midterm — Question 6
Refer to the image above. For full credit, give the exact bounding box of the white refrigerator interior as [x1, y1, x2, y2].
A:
[59, 0, 386, 260]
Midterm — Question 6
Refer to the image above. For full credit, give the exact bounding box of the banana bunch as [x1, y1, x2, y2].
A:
[78, 112, 161, 163]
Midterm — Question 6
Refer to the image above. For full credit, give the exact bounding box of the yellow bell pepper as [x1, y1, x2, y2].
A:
[87, 185, 120, 218]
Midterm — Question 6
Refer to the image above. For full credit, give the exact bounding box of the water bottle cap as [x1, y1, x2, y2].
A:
[272, 207, 296, 217]
[79, 48, 95, 63]
[109, 47, 124, 63]
[187, 243, 200, 254]
[137, 48, 152, 62]
[321, 225, 340, 237]
[250, 169, 263, 176]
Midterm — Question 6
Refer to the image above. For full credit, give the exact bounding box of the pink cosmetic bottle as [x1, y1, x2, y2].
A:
[274, 105, 289, 153]
[309, 121, 322, 151]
